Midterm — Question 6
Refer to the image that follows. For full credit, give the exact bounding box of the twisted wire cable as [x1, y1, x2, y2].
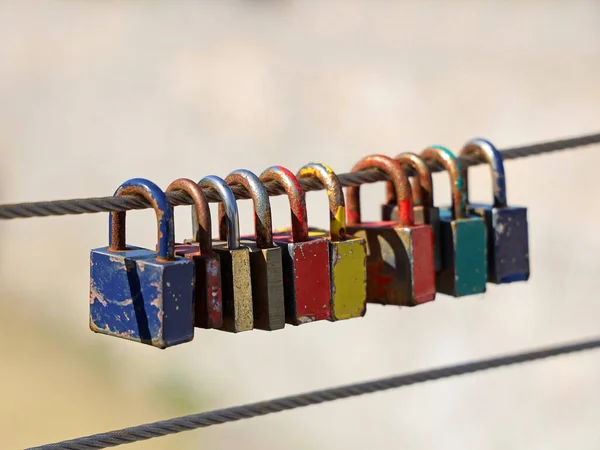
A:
[29, 335, 600, 450]
[2, 131, 600, 220]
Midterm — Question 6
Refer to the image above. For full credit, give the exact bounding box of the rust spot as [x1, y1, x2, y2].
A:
[297, 163, 346, 241]
[390, 153, 434, 207]
[167, 178, 213, 254]
[421, 146, 467, 219]
[90, 281, 107, 307]
[346, 155, 414, 227]
[260, 166, 309, 242]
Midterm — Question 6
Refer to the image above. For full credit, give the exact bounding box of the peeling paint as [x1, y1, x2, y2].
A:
[89, 281, 107, 307]
[89, 246, 194, 348]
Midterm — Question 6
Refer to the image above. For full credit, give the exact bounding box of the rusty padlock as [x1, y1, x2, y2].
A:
[381, 152, 442, 272]
[166, 178, 223, 329]
[197, 175, 253, 333]
[346, 155, 436, 306]
[296, 162, 367, 321]
[261, 166, 332, 325]
[421, 145, 488, 296]
[460, 138, 530, 283]
[223, 169, 285, 331]
[89, 178, 194, 348]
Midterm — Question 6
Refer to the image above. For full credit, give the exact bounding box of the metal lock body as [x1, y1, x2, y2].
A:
[167, 178, 223, 329]
[421, 146, 488, 297]
[197, 176, 253, 333]
[297, 162, 367, 321]
[460, 138, 530, 283]
[223, 169, 285, 331]
[382, 152, 442, 272]
[346, 155, 436, 307]
[261, 166, 332, 325]
[89, 178, 194, 348]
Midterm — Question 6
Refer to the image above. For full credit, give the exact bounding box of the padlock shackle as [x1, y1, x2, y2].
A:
[346, 155, 414, 227]
[459, 138, 507, 208]
[385, 179, 423, 206]
[109, 178, 175, 262]
[223, 170, 274, 249]
[387, 153, 434, 208]
[198, 176, 241, 249]
[297, 162, 346, 242]
[166, 178, 213, 254]
[421, 146, 467, 219]
[260, 166, 309, 243]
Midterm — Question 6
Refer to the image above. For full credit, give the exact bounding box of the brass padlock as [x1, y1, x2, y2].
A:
[421, 146, 488, 297]
[261, 166, 332, 325]
[197, 175, 253, 333]
[167, 178, 223, 329]
[297, 162, 367, 321]
[223, 169, 286, 331]
[382, 152, 442, 272]
[346, 155, 436, 307]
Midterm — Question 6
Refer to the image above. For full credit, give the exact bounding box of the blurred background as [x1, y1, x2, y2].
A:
[1, 1, 600, 448]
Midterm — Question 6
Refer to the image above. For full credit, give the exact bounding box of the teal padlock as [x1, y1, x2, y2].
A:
[421, 146, 487, 297]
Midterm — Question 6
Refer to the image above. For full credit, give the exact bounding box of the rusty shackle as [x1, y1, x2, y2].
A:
[260, 166, 309, 243]
[421, 146, 467, 219]
[166, 178, 212, 255]
[297, 162, 346, 242]
[346, 154, 414, 227]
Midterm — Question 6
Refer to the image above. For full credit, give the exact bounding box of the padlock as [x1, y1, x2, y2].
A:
[459, 138, 530, 283]
[89, 178, 194, 348]
[346, 155, 436, 306]
[381, 152, 442, 272]
[166, 178, 223, 329]
[197, 176, 253, 333]
[222, 169, 285, 331]
[296, 162, 367, 321]
[421, 145, 488, 296]
[260, 166, 332, 325]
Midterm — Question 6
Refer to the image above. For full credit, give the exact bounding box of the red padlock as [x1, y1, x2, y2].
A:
[166, 178, 223, 329]
[260, 166, 332, 325]
[346, 155, 436, 306]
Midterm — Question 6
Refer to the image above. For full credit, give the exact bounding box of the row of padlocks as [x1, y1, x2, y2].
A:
[89, 138, 530, 349]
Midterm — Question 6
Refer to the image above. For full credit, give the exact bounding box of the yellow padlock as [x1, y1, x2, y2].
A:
[297, 162, 367, 321]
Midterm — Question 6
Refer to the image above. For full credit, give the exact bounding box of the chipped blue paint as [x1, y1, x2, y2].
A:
[90, 178, 194, 349]
[90, 247, 194, 348]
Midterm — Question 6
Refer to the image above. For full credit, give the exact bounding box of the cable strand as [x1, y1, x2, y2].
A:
[27, 335, 600, 450]
[3, 131, 600, 220]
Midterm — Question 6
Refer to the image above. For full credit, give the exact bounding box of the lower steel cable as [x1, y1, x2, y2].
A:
[28, 335, 600, 450]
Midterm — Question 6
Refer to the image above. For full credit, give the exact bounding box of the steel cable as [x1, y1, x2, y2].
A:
[2, 131, 600, 220]
[28, 335, 600, 449]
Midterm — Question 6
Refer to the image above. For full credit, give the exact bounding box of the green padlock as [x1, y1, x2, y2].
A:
[421, 146, 487, 297]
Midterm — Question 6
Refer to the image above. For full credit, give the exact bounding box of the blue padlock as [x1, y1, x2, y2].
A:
[89, 178, 195, 349]
[460, 138, 530, 283]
